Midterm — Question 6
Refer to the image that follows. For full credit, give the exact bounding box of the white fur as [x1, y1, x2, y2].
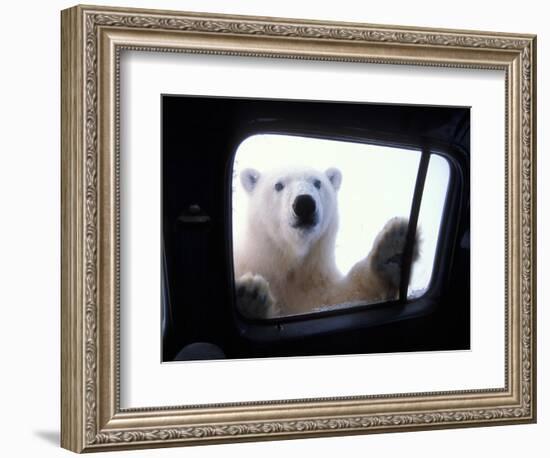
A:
[234, 166, 418, 318]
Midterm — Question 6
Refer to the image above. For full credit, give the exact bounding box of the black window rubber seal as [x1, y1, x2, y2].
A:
[399, 148, 431, 302]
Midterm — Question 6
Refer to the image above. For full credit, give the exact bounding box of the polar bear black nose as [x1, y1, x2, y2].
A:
[293, 194, 316, 222]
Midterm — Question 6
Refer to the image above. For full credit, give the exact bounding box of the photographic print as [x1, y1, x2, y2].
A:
[162, 96, 470, 362]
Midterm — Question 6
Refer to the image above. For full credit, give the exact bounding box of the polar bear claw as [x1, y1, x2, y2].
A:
[235, 273, 278, 319]
[370, 217, 420, 290]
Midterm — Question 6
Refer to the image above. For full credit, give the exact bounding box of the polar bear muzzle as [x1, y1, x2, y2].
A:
[292, 194, 318, 228]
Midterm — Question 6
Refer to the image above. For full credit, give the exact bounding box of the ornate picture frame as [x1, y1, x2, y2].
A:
[61, 4, 536, 453]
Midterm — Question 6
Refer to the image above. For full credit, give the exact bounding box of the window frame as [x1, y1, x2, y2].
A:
[228, 124, 467, 343]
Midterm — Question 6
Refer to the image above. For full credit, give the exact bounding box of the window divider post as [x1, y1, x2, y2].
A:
[399, 148, 431, 302]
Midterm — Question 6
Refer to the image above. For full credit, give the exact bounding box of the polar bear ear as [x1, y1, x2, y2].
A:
[325, 168, 342, 191]
[240, 168, 261, 193]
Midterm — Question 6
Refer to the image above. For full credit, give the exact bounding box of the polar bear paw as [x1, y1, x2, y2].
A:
[370, 217, 420, 290]
[235, 273, 279, 319]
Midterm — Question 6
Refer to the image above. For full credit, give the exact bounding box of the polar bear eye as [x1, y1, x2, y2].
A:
[274, 182, 284, 192]
[313, 179, 322, 190]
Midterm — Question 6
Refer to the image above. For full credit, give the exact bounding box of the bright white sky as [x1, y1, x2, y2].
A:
[232, 134, 449, 298]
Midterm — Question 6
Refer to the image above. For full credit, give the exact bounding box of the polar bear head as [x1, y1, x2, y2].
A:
[240, 166, 342, 259]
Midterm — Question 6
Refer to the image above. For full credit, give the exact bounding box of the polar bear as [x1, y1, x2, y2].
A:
[234, 166, 419, 319]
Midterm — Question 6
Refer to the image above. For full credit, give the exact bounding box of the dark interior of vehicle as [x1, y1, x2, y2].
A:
[162, 95, 470, 362]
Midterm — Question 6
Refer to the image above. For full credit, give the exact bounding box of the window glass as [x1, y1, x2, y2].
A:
[232, 134, 449, 318]
[409, 154, 450, 298]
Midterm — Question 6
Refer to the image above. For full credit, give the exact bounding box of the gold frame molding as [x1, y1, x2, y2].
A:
[61, 4, 537, 453]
